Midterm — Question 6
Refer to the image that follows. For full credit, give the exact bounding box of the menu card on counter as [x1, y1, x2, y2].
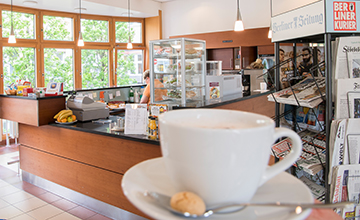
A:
[124, 104, 148, 135]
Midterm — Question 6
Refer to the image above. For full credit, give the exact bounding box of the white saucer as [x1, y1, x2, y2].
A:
[122, 158, 313, 220]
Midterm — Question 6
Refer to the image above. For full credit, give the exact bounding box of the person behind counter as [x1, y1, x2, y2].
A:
[140, 70, 167, 104]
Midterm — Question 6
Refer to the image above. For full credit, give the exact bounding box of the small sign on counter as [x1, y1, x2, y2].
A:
[124, 104, 148, 135]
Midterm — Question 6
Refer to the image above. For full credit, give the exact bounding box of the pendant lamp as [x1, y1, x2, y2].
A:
[234, 0, 244, 31]
[8, 0, 16, 43]
[268, 0, 272, 39]
[77, 0, 84, 46]
[127, 0, 133, 49]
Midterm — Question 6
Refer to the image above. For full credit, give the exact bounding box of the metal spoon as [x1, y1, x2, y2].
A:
[143, 191, 354, 218]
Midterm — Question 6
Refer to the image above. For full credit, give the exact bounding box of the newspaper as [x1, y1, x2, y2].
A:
[334, 78, 360, 119]
[333, 36, 360, 80]
[271, 129, 326, 175]
[348, 134, 360, 164]
[330, 164, 360, 218]
[299, 175, 326, 201]
[346, 119, 360, 164]
[329, 119, 348, 184]
[296, 150, 326, 175]
[267, 77, 325, 108]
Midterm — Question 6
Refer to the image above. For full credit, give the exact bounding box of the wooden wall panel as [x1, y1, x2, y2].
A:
[19, 146, 150, 219]
[19, 124, 162, 174]
[171, 28, 273, 49]
[0, 97, 38, 126]
[0, 96, 65, 126]
[258, 45, 275, 55]
[215, 94, 275, 118]
[38, 97, 66, 125]
[145, 10, 162, 70]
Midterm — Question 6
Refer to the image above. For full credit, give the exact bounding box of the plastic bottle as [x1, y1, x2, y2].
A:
[129, 87, 134, 103]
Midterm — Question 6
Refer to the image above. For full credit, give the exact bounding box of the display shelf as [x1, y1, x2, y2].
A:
[268, 0, 360, 205]
[149, 38, 206, 105]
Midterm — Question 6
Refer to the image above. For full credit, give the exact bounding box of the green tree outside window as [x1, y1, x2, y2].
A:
[3, 47, 36, 90]
[43, 16, 73, 41]
[44, 48, 74, 91]
[82, 49, 109, 89]
[2, 11, 34, 39]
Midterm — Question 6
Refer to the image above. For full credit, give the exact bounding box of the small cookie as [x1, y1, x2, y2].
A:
[170, 191, 206, 215]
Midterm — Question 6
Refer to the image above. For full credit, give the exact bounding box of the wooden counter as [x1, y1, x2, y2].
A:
[0, 95, 66, 126]
[16, 92, 275, 219]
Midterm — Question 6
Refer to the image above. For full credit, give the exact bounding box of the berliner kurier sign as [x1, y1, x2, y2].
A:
[271, 0, 360, 42]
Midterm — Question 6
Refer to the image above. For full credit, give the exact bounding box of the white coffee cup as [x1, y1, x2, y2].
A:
[158, 109, 302, 206]
[260, 82, 267, 91]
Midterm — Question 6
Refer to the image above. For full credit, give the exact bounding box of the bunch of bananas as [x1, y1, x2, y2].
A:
[54, 109, 76, 123]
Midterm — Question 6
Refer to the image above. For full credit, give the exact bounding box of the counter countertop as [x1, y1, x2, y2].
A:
[0, 94, 66, 100]
[49, 91, 272, 145]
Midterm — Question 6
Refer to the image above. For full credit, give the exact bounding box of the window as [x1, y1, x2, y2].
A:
[43, 15, 73, 41]
[117, 50, 143, 86]
[81, 19, 108, 42]
[44, 48, 74, 91]
[3, 47, 36, 90]
[81, 49, 109, 89]
[115, 22, 142, 43]
[2, 11, 35, 39]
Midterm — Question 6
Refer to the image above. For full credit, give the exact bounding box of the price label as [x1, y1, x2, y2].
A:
[109, 93, 114, 99]
[116, 90, 121, 97]
[154, 59, 157, 65]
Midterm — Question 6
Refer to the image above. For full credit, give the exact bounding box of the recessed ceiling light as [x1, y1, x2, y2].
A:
[74, 7, 87, 12]
[23, 0, 38, 5]
[121, 12, 133, 16]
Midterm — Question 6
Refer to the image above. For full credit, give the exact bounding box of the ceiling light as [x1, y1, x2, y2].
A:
[74, 7, 87, 12]
[234, 0, 244, 31]
[127, 0, 133, 49]
[268, 0, 272, 39]
[23, 0, 38, 5]
[8, 0, 16, 44]
[77, 0, 84, 47]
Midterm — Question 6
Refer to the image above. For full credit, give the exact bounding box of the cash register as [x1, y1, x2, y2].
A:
[67, 95, 109, 121]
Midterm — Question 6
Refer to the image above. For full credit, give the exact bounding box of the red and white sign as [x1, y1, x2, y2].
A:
[333, 1, 357, 31]
[154, 59, 157, 65]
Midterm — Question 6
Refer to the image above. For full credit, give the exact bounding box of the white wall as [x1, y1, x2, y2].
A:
[161, 0, 319, 38]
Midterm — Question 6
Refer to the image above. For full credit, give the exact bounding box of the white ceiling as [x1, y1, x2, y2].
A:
[0, 0, 163, 18]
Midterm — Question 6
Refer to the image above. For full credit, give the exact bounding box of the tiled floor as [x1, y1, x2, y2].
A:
[0, 144, 112, 220]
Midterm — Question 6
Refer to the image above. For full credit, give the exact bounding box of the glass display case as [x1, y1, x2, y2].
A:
[149, 38, 206, 106]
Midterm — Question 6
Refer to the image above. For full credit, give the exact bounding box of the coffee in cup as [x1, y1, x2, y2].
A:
[158, 109, 302, 206]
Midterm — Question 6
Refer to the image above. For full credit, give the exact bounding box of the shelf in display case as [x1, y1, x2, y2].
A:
[155, 85, 205, 90]
[153, 54, 203, 59]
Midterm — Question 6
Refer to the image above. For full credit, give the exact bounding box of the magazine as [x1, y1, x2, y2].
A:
[283, 104, 325, 132]
[267, 77, 325, 108]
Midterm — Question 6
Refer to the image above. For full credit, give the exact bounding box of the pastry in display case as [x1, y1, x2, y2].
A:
[149, 38, 206, 106]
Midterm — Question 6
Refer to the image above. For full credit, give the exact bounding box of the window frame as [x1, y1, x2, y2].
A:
[0, 3, 148, 94]
[1, 5, 39, 43]
[113, 17, 145, 47]
[42, 44, 76, 91]
[80, 45, 113, 90]
[40, 11, 77, 44]
[115, 48, 145, 86]
[79, 14, 113, 46]
[2, 45, 38, 90]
